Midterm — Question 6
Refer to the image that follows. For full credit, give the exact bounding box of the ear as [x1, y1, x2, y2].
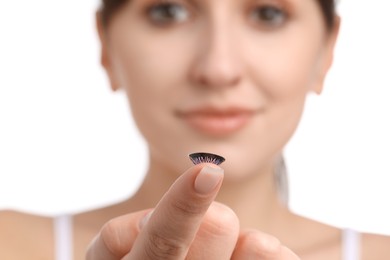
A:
[96, 11, 121, 91]
[312, 16, 341, 95]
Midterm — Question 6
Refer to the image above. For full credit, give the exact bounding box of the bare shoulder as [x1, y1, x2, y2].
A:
[288, 213, 390, 260]
[0, 210, 54, 260]
[361, 232, 390, 260]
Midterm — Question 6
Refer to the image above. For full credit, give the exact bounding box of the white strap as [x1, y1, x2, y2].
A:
[54, 215, 73, 260]
[342, 229, 361, 260]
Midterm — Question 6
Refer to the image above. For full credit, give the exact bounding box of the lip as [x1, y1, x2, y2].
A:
[176, 106, 259, 136]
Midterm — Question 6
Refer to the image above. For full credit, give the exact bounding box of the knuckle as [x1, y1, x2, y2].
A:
[201, 203, 239, 236]
[145, 230, 186, 259]
[171, 197, 207, 217]
[100, 219, 128, 257]
[240, 230, 282, 258]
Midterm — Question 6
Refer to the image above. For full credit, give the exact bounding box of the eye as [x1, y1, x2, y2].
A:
[249, 5, 287, 28]
[147, 2, 189, 25]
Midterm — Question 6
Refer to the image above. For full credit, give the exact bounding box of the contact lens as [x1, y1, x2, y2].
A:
[189, 152, 225, 165]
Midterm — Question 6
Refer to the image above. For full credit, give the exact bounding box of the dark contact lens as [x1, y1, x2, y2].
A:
[189, 152, 225, 165]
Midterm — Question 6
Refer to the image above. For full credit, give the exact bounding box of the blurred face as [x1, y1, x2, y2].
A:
[99, 0, 338, 179]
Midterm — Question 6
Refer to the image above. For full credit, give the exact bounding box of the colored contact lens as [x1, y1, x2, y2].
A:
[189, 152, 225, 165]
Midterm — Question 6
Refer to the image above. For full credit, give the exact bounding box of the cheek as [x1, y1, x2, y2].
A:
[241, 30, 324, 154]
[112, 26, 197, 99]
[110, 30, 194, 147]
[247, 38, 321, 101]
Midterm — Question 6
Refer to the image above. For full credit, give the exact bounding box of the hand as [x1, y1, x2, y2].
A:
[86, 164, 300, 259]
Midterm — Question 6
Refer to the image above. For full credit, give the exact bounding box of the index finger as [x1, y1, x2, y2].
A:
[125, 163, 224, 259]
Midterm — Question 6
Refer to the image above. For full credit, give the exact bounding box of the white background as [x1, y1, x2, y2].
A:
[0, 0, 389, 235]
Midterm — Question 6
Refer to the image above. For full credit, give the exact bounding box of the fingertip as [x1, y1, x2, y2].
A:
[194, 165, 224, 194]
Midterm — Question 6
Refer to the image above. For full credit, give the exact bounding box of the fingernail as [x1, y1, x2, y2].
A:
[194, 166, 224, 194]
[139, 210, 153, 230]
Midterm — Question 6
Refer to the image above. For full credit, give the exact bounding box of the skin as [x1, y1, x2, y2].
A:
[1, 0, 390, 259]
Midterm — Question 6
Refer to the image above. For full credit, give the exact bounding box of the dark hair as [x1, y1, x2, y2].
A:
[100, 0, 337, 29]
[317, 0, 337, 29]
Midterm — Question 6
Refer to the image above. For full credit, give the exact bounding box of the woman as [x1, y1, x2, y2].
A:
[1, 0, 389, 259]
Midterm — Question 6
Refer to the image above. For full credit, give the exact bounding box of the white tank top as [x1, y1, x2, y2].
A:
[342, 228, 361, 260]
[54, 215, 73, 260]
[53, 215, 361, 260]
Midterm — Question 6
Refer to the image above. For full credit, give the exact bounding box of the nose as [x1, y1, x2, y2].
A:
[189, 23, 242, 89]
